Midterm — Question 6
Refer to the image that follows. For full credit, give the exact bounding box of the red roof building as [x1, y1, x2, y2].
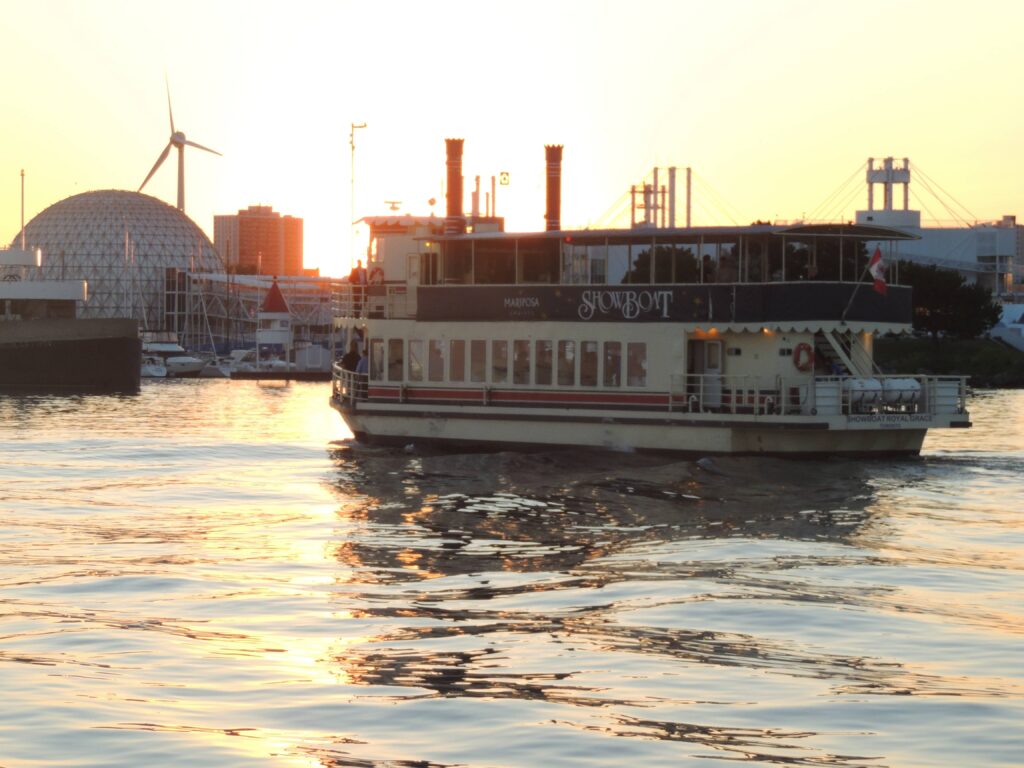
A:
[260, 278, 290, 314]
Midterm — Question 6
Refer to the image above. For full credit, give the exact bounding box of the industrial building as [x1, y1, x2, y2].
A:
[855, 157, 1022, 298]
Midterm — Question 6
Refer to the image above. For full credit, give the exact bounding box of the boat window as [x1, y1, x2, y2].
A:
[560, 241, 588, 284]
[652, 242, 675, 284]
[719, 242, 739, 282]
[603, 342, 621, 387]
[421, 251, 441, 285]
[443, 240, 473, 284]
[470, 340, 486, 382]
[624, 240, 655, 283]
[491, 340, 508, 384]
[580, 341, 598, 387]
[764, 238, 785, 281]
[627, 342, 647, 387]
[588, 243, 608, 284]
[474, 240, 516, 284]
[706, 340, 721, 369]
[698, 242, 718, 283]
[557, 341, 576, 386]
[535, 340, 553, 385]
[745, 239, 764, 282]
[388, 339, 404, 382]
[369, 338, 385, 381]
[450, 340, 466, 382]
[428, 340, 445, 382]
[513, 340, 531, 384]
[783, 240, 814, 281]
[672, 244, 700, 283]
[607, 244, 630, 284]
[518, 238, 558, 284]
[408, 340, 424, 381]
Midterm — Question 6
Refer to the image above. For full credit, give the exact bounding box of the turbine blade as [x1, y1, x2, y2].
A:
[165, 75, 175, 133]
[183, 139, 222, 156]
[139, 143, 172, 191]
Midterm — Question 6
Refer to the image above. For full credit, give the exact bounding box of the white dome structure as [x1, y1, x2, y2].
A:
[12, 190, 224, 330]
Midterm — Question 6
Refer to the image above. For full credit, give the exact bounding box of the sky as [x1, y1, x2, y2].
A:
[1, 0, 1022, 277]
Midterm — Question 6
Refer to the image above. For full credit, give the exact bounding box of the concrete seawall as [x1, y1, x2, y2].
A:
[0, 317, 139, 343]
[0, 318, 141, 392]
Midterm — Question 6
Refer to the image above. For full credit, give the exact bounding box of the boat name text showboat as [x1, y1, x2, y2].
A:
[578, 289, 674, 321]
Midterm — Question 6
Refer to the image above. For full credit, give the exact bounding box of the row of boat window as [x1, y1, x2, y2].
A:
[368, 338, 649, 388]
[421, 235, 843, 286]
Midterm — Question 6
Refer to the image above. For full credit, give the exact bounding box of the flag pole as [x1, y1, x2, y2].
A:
[840, 248, 875, 323]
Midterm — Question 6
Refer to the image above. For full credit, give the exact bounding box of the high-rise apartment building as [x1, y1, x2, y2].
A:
[214, 205, 305, 276]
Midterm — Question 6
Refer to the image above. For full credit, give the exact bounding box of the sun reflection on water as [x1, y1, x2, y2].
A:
[0, 384, 1022, 766]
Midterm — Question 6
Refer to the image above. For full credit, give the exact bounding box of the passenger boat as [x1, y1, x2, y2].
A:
[329, 139, 970, 456]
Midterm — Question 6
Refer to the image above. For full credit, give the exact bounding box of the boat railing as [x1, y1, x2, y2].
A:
[332, 285, 414, 320]
[331, 364, 967, 419]
[669, 373, 968, 418]
[331, 363, 368, 404]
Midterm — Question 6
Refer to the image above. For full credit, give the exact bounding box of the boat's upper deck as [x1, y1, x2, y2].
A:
[338, 221, 916, 329]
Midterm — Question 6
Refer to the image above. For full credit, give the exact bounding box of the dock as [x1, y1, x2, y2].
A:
[230, 370, 331, 382]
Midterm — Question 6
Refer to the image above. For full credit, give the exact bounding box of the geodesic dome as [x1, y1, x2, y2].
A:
[11, 190, 224, 329]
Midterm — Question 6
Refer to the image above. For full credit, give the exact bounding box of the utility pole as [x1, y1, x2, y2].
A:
[350, 122, 367, 267]
[20, 169, 26, 250]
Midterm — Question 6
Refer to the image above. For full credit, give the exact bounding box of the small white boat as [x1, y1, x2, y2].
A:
[141, 354, 167, 378]
[199, 357, 233, 378]
[141, 334, 205, 378]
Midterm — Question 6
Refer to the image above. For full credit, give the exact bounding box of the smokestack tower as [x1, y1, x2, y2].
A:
[445, 138, 466, 235]
[545, 144, 563, 231]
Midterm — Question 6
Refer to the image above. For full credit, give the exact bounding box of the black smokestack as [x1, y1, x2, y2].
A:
[545, 144, 563, 231]
[445, 138, 465, 235]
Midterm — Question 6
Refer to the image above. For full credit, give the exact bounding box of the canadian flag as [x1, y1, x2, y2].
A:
[868, 246, 887, 295]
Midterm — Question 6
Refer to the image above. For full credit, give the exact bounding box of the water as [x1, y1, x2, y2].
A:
[1, 380, 1021, 767]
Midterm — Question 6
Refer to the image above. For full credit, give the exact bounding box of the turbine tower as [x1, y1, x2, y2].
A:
[139, 82, 221, 213]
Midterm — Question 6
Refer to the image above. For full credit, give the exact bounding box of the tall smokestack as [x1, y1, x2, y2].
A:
[445, 138, 465, 235]
[545, 144, 563, 232]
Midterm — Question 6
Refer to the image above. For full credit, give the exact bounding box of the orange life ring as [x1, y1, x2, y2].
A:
[793, 342, 814, 372]
[369, 266, 384, 285]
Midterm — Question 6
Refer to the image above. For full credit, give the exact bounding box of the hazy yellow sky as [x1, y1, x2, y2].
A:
[2, 0, 1021, 276]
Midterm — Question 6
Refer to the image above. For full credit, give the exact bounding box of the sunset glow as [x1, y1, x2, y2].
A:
[2, 0, 1022, 276]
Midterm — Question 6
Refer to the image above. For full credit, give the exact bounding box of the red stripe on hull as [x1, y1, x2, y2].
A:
[365, 385, 669, 407]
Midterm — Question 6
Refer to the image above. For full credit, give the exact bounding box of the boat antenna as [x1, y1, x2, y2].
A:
[20, 169, 26, 250]
[350, 122, 367, 265]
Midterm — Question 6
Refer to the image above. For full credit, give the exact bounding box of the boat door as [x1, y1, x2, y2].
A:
[687, 339, 723, 410]
[703, 340, 723, 409]
[405, 252, 420, 314]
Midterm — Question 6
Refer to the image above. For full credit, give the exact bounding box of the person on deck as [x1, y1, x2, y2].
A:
[349, 259, 368, 316]
[341, 340, 361, 372]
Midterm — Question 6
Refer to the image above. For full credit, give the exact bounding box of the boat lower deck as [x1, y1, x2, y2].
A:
[330, 392, 962, 456]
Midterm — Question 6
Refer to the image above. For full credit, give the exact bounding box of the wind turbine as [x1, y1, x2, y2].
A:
[139, 82, 221, 213]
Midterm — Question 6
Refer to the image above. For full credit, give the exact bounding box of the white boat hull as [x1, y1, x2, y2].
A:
[330, 398, 965, 456]
[164, 356, 206, 378]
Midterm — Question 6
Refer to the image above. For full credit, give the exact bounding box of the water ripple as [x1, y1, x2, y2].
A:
[0, 383, 1021, 767]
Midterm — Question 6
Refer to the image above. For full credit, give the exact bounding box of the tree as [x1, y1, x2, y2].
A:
[896, 261, 1002, 338]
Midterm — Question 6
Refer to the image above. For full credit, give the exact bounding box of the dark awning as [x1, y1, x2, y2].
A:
[774, 223, 920, 241]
